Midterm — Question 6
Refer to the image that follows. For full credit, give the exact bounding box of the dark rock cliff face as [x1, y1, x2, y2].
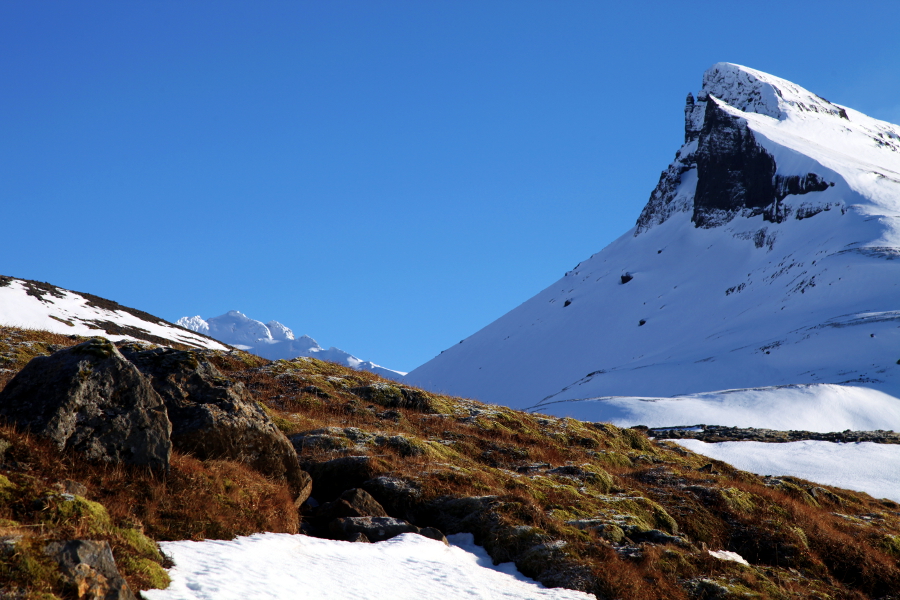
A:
[635, 93, 833, 234]
[692, 97, 779, 227]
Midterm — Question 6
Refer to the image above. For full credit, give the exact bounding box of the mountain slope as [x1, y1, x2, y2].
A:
[406, 63, 900, 412]
[0, 275, 227, 350]
[177, 310, 405, 379]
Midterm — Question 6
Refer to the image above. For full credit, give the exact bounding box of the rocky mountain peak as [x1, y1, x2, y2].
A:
[635, 63, 852, 234]
[701, 62, 849, 121]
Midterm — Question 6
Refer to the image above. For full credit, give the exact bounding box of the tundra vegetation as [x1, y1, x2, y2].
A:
[1, 326, 900, 599]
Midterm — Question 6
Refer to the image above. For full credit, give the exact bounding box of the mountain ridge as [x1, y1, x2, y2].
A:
[0, 275, 228, 351]
[177, 310, 405, 379]
[405, 63, 900, 414]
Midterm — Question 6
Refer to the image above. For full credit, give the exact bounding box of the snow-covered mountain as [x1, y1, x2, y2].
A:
[177, 311, 405, 379]
[406, 63, 900, 417]
[0, 276, 228, 350]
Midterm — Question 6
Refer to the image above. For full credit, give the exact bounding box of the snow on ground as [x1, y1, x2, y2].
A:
[178, 311, 405, 379]
[529, 384, 900, 431]
[143, 532, 593, 600]
[675, 439, 900, 503]
[0, 279, 226, 350]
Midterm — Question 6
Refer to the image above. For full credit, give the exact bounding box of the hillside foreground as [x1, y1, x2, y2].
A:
[1, 327, 900, 599]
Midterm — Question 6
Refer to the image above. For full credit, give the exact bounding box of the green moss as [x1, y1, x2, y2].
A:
[72, 337, 116, 358]
[0, 473, 17, 501]
[0, 538, 63, 597]
[789, 526, 809, 550]
[719, 488, 755, 513]
[0, 437, 13, 462]
[120, 555, 171, 589]
[591, 450, 633, 469]
[423, 440, 468, 463]
[580, 464, 614, 493]
[775, 479, 820, 507]
[619, 428, 653, 453]
[595, 494, 678, 534]
[43, 494, 111, 535]
[115, 527, 163, 561]
[882, 534, 900, 558]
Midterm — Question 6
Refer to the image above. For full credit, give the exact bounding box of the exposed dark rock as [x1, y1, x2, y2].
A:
[692, 97, 778, 227]
[0, 338, 171, 469]
[418, 526, 450, 545]
[650, 424, 900, 444]
[361, 476, 422, 520]
[290, 428, 359, 453]
[316, 488, 389, 522]
[44, 540, 137, 600]
[304, 456, 381, 502]
[119, 344, 310, 502]
[347, 532, 371, 543]
[329, 516, 420, 542]
[620, 273, 634, 284]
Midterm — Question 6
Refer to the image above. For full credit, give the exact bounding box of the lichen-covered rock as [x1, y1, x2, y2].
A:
[0, 338, 171, 469]
[118, 344, 310, 501]
[45, 539, 137, 600]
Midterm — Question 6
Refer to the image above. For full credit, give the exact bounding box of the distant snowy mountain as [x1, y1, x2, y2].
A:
[0, 276, 227, 350]
[406, 63, 900, 419]
[177, 311, 405, 379]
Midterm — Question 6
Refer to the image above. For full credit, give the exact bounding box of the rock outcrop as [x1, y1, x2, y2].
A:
[118, 344, 311, 501]
[44, 540, 137, 600]
[0, 339, 171, 469]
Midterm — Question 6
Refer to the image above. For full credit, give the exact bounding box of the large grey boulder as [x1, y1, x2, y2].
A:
[45, 539, 137, 600]
[0, 338, 171, 469]
[119, 344, 310, 501]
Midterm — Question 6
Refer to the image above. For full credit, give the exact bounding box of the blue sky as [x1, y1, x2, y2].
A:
[2, 1, 899, 371]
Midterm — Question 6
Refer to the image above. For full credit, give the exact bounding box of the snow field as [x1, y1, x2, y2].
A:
[143, 532, 594, 600]
[675, 439, 900, 503]
[531, 384, 900, 432]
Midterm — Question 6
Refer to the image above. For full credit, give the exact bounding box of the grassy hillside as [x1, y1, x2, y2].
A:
[2, 326, 900, 599]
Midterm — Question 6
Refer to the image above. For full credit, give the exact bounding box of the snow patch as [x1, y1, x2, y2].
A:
[143, 532, 593, 600]
[707, 550, 750, 566]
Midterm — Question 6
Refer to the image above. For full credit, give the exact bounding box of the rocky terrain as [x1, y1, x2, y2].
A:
[647, 425, 900, 445]
[2, 327, 900, 599]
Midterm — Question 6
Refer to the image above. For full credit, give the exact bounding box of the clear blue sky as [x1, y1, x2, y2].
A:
[2, 1, 898, 371]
